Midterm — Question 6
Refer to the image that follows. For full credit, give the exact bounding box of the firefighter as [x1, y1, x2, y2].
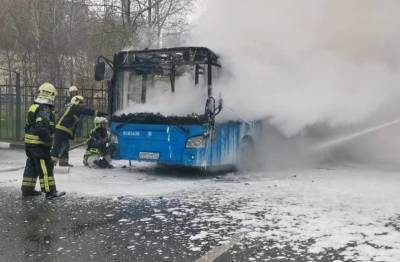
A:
[58, 86, 79, 167]
[51, 95, 107, 165]
[21, 82, 66, 198]
[83, 117, 114, 168]
[68, 86, 79, 101]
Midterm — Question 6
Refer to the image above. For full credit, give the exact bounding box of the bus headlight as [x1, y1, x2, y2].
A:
[186, 136, 206, 148]
[111, 133, 118, 144]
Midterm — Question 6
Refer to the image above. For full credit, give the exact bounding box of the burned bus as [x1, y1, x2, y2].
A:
[95, 47, 260, 171]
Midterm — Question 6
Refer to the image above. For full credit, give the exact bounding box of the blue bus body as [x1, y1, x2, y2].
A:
[95, 47, 260, 170]
[111, 121, 259, 170]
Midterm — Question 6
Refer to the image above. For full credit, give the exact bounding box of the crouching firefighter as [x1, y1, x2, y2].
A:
[51, 95, 108, 165]
[21, 82, 66, 198]
[83, 117, 114, 168]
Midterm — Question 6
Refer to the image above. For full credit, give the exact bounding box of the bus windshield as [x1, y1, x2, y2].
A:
[114, 67, 209, 116]
[111, 47, 221, 118]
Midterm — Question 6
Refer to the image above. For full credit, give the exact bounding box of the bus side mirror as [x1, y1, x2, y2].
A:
[94, 62, 106, 81]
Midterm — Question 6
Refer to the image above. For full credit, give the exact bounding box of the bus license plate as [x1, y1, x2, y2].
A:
[139, 152, 160, 160]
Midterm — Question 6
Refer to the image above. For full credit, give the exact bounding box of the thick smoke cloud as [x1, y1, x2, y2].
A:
[189, 0, 400, 136]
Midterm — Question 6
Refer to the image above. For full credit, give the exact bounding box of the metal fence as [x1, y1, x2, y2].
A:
[0, 73, 108, 142]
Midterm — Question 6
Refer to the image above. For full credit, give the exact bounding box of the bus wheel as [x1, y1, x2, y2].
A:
[238, 137, 255, 171]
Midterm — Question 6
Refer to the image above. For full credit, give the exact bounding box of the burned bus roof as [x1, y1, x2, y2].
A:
[114, 47, 221, 69]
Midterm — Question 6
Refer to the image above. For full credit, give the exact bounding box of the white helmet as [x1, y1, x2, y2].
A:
[35, 82, 57, 105]
[69, 86, 78, 92]
[94, 117, 108, 126]
[71, 95, 84, 105]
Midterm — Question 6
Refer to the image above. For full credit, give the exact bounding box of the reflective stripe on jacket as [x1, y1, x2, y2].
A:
[56, 104, 97, 139]
[24, 103, 55, 146]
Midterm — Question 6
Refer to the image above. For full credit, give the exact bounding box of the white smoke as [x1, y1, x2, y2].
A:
[118, 73, 208, 116]
[188, 0, 400, 136]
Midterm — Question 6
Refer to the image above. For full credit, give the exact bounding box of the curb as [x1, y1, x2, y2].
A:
[0, 141, 84, 150]
[10, 143, 25, 149]
[0, 142, 10, 149]
[0, 142, 84, 150]
[0, 142, 24, 149]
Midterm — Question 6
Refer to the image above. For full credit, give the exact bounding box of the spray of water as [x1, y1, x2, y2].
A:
[312, 119, 400, 152]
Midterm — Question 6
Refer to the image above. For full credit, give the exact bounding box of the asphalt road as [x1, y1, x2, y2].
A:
[0, 187, 352, 262]
[1, 149, 399, 262]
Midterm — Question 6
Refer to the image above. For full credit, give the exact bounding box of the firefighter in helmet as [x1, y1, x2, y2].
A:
[68, 86, 79, 102]
[83, 117, 114, 168]
[51, 95, 107, 164]
[58, 85, 80, 167]
[21, 82, 66, 198]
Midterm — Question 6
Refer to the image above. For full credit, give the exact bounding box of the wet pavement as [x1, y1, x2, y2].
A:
[0, 188, 203, 262]
[0, 149, 26, 172]
[1, 148, 400, 261]
[2, 185, 397, 262]
[0, 188, 289, 262]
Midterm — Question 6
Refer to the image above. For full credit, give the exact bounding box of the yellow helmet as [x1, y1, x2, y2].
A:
[36, 82, 57, 105]
[71, 95, 84, 105]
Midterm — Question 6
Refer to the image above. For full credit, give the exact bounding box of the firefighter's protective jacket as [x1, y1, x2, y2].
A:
[24, 103, 55, 146]
[87, 127, 110, 153]
[56, 104, 103, 139]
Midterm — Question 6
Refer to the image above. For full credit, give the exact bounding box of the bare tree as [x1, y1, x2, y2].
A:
[0, 0, 195, 90]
